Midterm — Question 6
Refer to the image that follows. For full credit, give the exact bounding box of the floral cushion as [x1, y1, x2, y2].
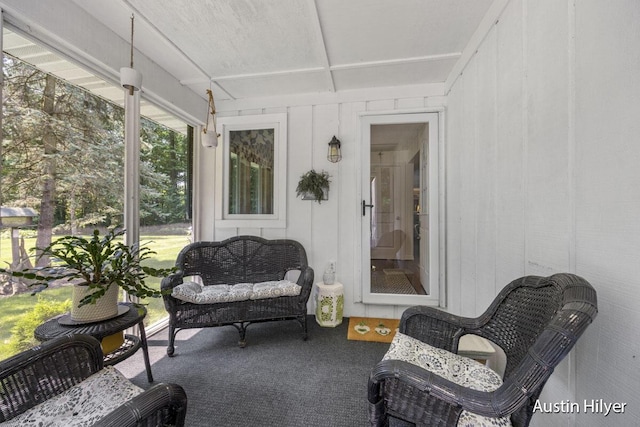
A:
[171, 280, 204, 301]
[227, 283, 255, 302]
[383, 332, 511, 427]
[1, 366, 142, 427]
[172, 280, 301, 304]
[250, 280, 302, 300]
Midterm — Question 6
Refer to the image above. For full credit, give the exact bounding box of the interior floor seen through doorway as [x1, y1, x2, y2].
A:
[370, 258, 426, 295]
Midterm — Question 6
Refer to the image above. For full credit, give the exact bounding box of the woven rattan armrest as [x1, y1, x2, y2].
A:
[94, 382, 188, 427]
[294, 265, 314, 299]
[161, 270, 185, 291]
[368, 359, 512, 420]
[0, 335, 103, 422]
[400, 306, 480, 353]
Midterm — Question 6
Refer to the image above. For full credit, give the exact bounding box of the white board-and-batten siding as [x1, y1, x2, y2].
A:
[198, 92, 445, 322]
[445, 0, 640, 426]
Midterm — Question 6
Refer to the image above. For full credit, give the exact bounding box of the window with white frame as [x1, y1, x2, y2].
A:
[215, 114, 287, 228]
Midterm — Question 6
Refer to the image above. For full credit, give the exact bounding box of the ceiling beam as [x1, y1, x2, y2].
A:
[310, 0, 335, 92]
[330, 53, 462, 71]
[211, 67, 326, 82]
[217, 82, 446, 112]
[181, 52, 461, 84]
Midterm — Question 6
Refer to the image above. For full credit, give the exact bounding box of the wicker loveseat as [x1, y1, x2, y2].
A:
[368, 273, 598, 427]
[0, 335, 187, 427]
[161, 236, 314, 356]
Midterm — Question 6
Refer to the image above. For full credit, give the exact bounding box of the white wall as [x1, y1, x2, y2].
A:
[200, 88, 446, 319]
[445, 0, 640, 426]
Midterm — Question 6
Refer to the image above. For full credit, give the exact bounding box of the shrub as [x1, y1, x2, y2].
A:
[9, 295, 71, 353]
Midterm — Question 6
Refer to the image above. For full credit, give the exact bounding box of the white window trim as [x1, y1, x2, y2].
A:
[214, 113, 287, 228]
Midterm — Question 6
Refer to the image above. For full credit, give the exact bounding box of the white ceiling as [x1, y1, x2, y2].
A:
[70, 0, 494, 102]
[2, 1, 495, 133]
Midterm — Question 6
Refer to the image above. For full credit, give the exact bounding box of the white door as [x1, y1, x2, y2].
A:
[360, 112, 442, 306]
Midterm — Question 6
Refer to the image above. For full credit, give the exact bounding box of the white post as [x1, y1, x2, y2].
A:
[121, 65, 142, 312]
[123, 88, 140, 249]
[121, 14, 142, 313]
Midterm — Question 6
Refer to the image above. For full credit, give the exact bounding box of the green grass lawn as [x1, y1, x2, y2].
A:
[0, 233, 190, 360]
[0, 287, 72, 359]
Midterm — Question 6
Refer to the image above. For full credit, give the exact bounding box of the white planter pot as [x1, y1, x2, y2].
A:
[71, 283, 120, 323]
[300, 189, 328, 201]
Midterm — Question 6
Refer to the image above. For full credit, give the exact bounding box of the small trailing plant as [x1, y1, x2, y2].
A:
[0, 228, 175, 307]
[296, 169, 330, 204]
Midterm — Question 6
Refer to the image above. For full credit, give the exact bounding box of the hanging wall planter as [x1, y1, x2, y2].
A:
[296, 169, 330, 203]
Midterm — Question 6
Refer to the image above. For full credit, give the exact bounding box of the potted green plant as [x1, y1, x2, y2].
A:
[296, 169, 330, 204]
[0, 228, 174, 323]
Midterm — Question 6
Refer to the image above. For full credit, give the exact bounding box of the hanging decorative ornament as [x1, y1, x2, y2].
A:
[202, 89, 219, 148]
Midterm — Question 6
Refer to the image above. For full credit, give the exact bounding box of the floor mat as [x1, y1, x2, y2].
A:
[382, 268, 407, 275]
[347, 317, 400, 343]
[371, 271, 417, 294]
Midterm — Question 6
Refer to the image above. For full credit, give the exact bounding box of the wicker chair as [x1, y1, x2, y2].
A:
[368, 273, 598, 427]
[162, 236, 314, 355]
[0, 335, 187, 426]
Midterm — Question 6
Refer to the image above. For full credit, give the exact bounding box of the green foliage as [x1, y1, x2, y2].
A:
[0, 228, 176, 307]
[140, 120, 188, 225]
[2, 53, 187, 229]
[296, 170, 331, 204]
[2, 55, 125, 228]
[8, 295, 71, 353]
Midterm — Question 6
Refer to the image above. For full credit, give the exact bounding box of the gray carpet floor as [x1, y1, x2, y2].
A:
[116, 316, 389, 427]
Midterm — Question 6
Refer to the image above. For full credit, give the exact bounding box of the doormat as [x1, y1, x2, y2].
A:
[347, 317, 400, 343]
[382, 268, 407, 275]
[371, 272, 417, 295]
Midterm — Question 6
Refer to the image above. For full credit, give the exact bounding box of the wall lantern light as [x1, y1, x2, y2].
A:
[327, 135, 342, 163]
[202, 89, 219, 148]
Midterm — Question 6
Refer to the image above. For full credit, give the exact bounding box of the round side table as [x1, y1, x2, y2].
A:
[34, 302, 153, 382]
[315, 281, 344, 327]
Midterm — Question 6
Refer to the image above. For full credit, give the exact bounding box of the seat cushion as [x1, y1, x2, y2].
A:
[0, 366, 142, 427]
[170, 280, 205, 300]
[172, 280, 301, 304]
[383, 332, 511, 427]
[250, 280, 302, 300]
